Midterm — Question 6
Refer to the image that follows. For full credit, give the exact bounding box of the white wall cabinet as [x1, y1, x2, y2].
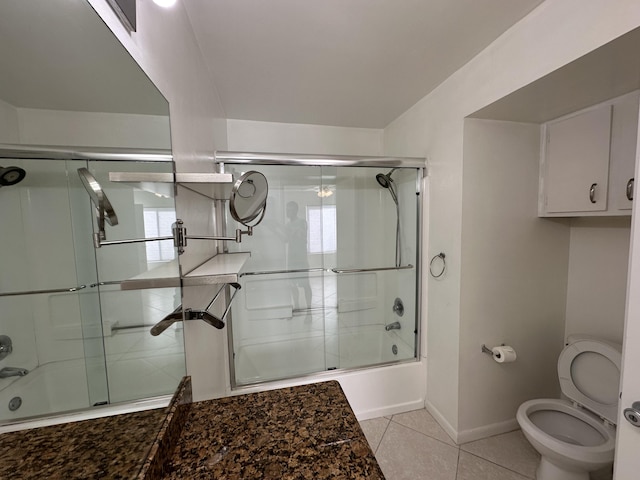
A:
[540, 92, 639, 217]
[609, 95, 639, 211]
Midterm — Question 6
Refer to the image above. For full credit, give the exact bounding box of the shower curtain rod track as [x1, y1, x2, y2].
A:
[215, 151, 426, 169]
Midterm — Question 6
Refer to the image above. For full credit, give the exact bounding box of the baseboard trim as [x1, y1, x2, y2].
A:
[355, 399, 426, 421]
[457, 418, 520, 444]
[425, 399, 460, 444]
[425, 399, 520, 445]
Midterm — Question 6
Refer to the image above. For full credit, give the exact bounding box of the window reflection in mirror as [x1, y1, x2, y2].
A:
[0, 0, 183, 425]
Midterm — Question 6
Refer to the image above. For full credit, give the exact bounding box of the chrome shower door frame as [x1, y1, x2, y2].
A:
[217, 152, 426, 389]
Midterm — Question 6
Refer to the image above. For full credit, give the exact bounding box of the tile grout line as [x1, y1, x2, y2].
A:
[373, 417, 394, 455]
[461, 450, 534, 479]
[387, 415, 459, 450]
[453, 444, 461, 480]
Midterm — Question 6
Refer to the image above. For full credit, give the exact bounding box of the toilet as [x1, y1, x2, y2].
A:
[516, 335, 621, 480]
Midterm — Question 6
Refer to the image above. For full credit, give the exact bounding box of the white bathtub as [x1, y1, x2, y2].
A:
[0, 359, 90, 424]
[0, 358, 171, 433]
[233, 325, 426, 420]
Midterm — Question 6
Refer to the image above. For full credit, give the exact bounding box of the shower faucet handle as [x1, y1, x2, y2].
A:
[0, 335, 13, 361]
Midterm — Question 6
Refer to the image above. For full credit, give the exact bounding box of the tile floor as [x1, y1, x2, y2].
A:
[359, 408, 614, 480]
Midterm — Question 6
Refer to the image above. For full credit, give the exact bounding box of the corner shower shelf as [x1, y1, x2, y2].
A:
[109, 171, 234, 200]
[182, 252, 251, 286]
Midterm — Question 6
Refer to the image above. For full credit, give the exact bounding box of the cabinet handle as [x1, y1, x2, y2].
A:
[627, 178, 634, 201]
[589, 183, 597, 204]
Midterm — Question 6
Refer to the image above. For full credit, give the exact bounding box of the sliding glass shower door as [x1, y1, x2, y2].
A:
[225, 162, 421, 387]
[0, 156, 184, 423]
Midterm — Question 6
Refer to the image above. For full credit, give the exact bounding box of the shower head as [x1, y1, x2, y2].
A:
[77, 168, 118, 227]
[376, 168, 398, 205]
[375, 168, 397, 189]
[0, 166, 26, 187]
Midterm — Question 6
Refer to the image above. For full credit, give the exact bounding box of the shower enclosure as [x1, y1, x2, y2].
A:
[221, 154, 424, 387]
[0, 149, 184, 423]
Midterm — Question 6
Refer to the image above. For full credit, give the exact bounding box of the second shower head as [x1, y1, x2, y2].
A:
[376, 168, 398, 205]
[0, 166, 26, 187]
[375, 168, 397, 190]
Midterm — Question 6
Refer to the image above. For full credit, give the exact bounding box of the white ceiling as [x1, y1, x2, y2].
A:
[184, 0, 545, 128]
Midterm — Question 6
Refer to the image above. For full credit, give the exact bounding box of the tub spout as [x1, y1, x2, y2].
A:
[0, 367, 29, 378]
[385, 321, 401, 331]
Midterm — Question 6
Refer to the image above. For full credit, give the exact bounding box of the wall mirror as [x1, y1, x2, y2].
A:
[0, 0, 185, 427]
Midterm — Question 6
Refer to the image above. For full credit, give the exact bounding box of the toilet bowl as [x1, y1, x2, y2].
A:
[516, 335, 621, 480]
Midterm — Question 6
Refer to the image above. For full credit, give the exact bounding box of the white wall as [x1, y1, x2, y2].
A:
[227, 119, 383, 156]
[458, 118, 569, 441]
[88, 0, 229, 400]
[0, 98, 19, 143]
[565, 218, 631, 343]
[17, 108, 170, 149]
[384, 0, 640, 436]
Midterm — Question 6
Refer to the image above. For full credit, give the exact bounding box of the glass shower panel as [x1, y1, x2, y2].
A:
[332, 166, 418, 369]
[67, 159, 109, 407]
[226, 162, 420, 387]
[0, 156, 185, 423]
[0, 159, 102, 420]
[227, 164, 330, 384]
[89, 161, 184, 404]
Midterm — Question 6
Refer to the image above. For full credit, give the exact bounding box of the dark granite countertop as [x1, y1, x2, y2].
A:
[0, 408, 166, 479]
[161, 381, 384, 480]
[0, 378, 384, 480]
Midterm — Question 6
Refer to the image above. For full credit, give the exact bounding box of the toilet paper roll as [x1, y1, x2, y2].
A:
[492, 346, 517, 363]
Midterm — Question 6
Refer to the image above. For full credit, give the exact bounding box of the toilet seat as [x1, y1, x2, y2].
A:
[557, 337, 621, 424]
[517, 399, 616, 467]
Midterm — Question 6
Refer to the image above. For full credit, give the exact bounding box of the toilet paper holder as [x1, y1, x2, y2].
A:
[481, 343, 504, 356]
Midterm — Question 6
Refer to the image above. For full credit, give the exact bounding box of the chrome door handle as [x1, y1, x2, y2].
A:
[623, 402, 640, 427]
[627, 178, 634, 201]
[589, 183, 597, 204]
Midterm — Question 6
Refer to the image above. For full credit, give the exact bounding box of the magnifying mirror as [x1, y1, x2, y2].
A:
[78, 168, 118, 245]
[229, 171, 268, 227]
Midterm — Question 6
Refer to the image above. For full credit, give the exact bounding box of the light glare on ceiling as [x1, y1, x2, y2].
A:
[153, 0, 177, 8]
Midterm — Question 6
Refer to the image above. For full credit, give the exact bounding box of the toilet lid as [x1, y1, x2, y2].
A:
[557, 338, 621, 424]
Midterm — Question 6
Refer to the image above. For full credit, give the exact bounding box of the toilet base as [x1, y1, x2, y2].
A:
[537, 457, 589, 480]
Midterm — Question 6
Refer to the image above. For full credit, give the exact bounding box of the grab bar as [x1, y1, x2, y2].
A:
[240, 268, 326, 277]
[240, 264, 414, 277]
[331, 264, 414, 274]
[0, 285, 87, 298]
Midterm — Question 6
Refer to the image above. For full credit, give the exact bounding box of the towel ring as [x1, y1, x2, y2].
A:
[429, 252, 446, 278]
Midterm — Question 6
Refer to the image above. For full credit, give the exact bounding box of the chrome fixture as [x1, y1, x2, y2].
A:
[8, 396, 22, 411]
[0, 335, 13, 361]
[151, 283, 241, 335]
[429, 252, 446, 278]
[0, 367, 29, 378]
[150, 305, 184, 336]
[376, 168, 401, 267]
[86, 170, 268, 250]
[77, 167, 119, 247]
[385, 321, 401, 331]
[393, 297, 404, 317]
[0, 165, 26, 187]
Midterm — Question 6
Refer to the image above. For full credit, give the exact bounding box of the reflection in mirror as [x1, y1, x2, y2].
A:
[78, 168, 120, 245]
[0, 0, 184, 426]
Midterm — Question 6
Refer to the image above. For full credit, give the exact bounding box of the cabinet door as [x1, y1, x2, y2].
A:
[609, 95, 639, 211]
[544, 105, 612, 213]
